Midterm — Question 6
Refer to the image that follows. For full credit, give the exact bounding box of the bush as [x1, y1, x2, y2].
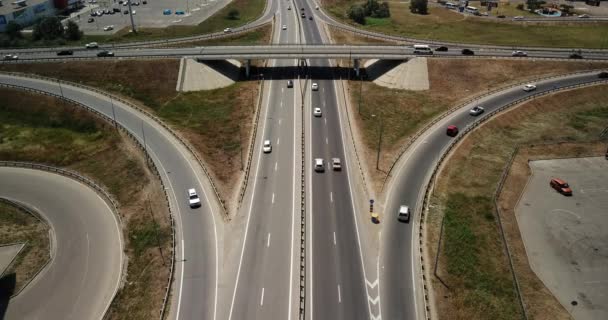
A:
[65, 20, 82, 41]
[5, 21, 22, 40]
[227, 9, 240, 20]
[348, 5, 366, 24]
[410, 0, 428, 15]
[516, 4, 525, 10]
[32, 17, 64, 41]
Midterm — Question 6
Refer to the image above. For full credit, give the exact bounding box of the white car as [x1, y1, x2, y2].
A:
[188, 188, 201, 208]
[469, 106, 485, 116]
[313, 107, 322, 117]
[578, 14, 589, 18]
[3, 54, 18, 61]
[85, 42, 99, 49]
[282, 25, 287, 30]
[513, 16, 524, 20]
[315, 5, 319, 10]
[511, 50, 527, 57]
[314, 158, 324, 172]
[398, 205, 410, 222]
[263, 140, 272, 153]
[224, 28, 232, 33]
[523, 84, 537, 92]
[103, 25, 114, 31]
[332, 158, 341, 171]
[311, 83, 319, 91]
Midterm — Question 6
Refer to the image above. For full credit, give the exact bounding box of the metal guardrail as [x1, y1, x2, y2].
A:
[420, 78, 608, 320]
[0, 71, 228, 216]
[0, 82, 176, 320]
[299, 72, 307, 320]
[381, 69, 608, 191]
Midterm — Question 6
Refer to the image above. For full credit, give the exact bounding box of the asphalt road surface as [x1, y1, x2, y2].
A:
[0, 167, 122, 320]
[0, 74, 221, 320]
[293, 0, 370, 319]
[380, 71, 607, 319]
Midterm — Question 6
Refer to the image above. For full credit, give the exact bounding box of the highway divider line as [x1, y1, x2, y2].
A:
[419, 79, 608, 320]
[381, 69, 608, 192]
[0, 83, 175, 320]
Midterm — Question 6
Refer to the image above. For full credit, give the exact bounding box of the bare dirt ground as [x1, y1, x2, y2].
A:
[426, 84, 608, 320]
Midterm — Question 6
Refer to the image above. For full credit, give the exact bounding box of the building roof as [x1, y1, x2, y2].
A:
[0, 0, 51, 17]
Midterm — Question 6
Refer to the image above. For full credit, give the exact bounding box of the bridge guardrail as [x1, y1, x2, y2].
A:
[418, 78, 608, 320]
[0, 81, 177, 320]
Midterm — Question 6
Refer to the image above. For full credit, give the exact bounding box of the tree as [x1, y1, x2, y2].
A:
[5, 21, 23, 40]
[227, 9, 240, 20]
[348, 5, 366, 24]
[560, 4, 574, 15]
[363, 0, 380, 16]
[33, 17, 64, 41]
[374, 2, 391, 18]
[65, 20, 83, 41]
[526, 0, 544, 12]
[410, 0, 428, 15]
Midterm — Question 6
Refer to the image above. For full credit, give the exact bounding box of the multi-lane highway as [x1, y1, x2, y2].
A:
[225, 0, 301, 318]
[0, 73, 222, 320]
[294, 0, 371, 319]
[0, 166, 122, 320]
[380, 71, 607, 319]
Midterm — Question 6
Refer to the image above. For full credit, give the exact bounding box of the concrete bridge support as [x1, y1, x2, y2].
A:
[245, 59, 251, 78]
[354, 58, 360, 77]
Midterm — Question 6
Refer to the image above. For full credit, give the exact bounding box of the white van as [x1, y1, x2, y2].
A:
[413, 44, 433, 55]
[398, 205, 410, 222]
[314, 158, 324, 172]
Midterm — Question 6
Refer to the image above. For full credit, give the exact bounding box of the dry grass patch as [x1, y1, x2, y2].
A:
[349, 59, 608, 192]
[0, 89, 171, 319]
[0, 202, 50, 295]
[0, 58, 262, 214]
[427, 84, 608, 320]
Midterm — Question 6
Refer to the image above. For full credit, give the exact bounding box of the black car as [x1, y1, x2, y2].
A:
[598, 71, 608, 79]
[57, 50, 74, 56]
[435, 46, 448, 52]
[569, 53, 583, 59]
[88, 17, 95, 23]
[97, 50, 115, 57]
[309, 16, 313, 20]
[113, 7, 121, 12]
[124, 9, 129, 14]
[461, 48, 475, 55]
[497, 15, 506, 18]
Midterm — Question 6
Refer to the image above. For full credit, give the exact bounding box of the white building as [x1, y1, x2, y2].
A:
[0, 0, 55, 32]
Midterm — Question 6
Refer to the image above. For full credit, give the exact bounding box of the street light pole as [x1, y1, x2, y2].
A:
[372, 114, 384, 170]
[110, 96, 118, 130]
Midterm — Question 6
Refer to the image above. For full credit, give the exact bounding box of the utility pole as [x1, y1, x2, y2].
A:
[127, 0, 136, 34]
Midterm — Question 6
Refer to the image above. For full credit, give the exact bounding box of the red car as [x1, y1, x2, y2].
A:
[446, 125, 459, 137]
[550, 178, 572, 196]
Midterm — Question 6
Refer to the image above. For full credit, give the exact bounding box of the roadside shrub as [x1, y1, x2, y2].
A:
[410, 0, 429, 15]
[516, 4, 524, 10]
[348, 4, 366, 24]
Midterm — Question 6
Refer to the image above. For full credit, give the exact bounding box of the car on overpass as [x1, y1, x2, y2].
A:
[461, 48, 475, 55]
[97, 50, 115, 57]
[311, 83, 319, 91]
[512, 50, 528, 57]
[57, 50, 73, 56]
[3, 54, 18, 61]
[85, 42, 99, 49]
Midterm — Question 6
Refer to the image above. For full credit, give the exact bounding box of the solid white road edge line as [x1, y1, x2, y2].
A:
[227, 66, 275, 320]
[332, 78, 373, 318]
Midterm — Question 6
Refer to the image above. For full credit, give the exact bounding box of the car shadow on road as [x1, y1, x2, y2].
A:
[0, 273, 16, 318]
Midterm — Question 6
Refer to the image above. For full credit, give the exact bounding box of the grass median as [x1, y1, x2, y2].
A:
[427, 84, 608, 320]
[324, 0, 608, 48]
[0, 201, 50, 296]
[0, 88, 171, 319]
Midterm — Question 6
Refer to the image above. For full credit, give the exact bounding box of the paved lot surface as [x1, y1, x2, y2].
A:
[516, 157, 608, 320]
[72, 0, 231, 34]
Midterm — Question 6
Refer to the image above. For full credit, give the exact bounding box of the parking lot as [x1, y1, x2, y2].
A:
[68, 0, 230, 34]
[516, 157, 608, 320]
